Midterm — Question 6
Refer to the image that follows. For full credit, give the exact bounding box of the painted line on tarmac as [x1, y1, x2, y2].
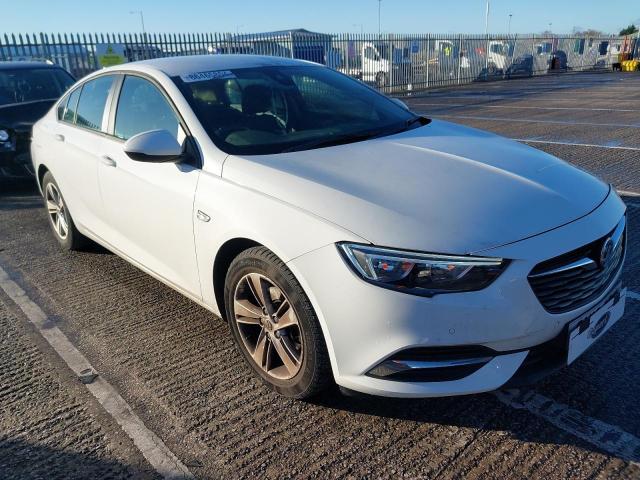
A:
[495, 389, 640, 466]
[514, 139, 640, 152]
[0, 264, 194, 480]
[417, 94, 640, 102]
[436, 114, 640, 128]
[411, 102, 640, 113]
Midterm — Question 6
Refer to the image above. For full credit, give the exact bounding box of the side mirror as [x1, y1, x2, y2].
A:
[123, 129, 182, 163]
[390, 98, 410, 111]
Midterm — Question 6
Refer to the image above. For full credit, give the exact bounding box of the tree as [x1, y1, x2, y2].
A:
[619, 24, 638, 36]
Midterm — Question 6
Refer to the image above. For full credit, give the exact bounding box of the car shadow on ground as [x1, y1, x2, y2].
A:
[0, 181, 42, 210]
[0, 438, 158, 480]
[306, 377, 640, 464]
[0, 182, 112, 254]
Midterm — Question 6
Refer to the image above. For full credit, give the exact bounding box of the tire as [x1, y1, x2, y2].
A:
[375, 71, 387, 88]
[224, 246, 331, 399]
[42, 171, 89, 251]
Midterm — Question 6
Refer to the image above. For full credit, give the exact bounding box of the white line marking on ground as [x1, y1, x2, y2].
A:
[628, 291, 640, 302]
[435, 114, 640, 128]
[513, 139, 640, 152]
[411, 102, 640, 113]
[495, 389, 640, 466]
[0, 265, 193, 480]
[417, 94, 640, 102]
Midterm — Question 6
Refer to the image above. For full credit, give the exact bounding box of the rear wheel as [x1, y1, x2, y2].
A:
[224, 246, 331, 399]
[42, 171, 88, 251]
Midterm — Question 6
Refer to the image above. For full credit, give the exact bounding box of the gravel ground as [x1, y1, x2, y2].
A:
[0, 285, 159, 479]
[0, 71, 639, 479]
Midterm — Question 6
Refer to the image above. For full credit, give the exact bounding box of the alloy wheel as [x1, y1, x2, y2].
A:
[45, 182, 68, 240]
[233, 273, 303, 380]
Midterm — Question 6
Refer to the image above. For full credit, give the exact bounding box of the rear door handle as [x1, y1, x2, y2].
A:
[54, 134, 65, 142]
[100, 155, 117, 167]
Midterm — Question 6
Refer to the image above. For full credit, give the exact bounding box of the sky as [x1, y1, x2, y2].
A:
[2, 0, 638, 35]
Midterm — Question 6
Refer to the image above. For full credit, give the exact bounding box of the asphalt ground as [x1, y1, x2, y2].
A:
[1, 71, 639, 479]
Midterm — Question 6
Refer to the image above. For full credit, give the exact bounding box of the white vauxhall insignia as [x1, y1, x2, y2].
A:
[31, 55, 626, 398]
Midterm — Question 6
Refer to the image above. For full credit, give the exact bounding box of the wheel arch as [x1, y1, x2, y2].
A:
[213, 237, 261, 320]
[37, 164, 49, 194]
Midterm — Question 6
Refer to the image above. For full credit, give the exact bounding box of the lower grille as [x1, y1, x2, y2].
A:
[528, 216, 626, 313]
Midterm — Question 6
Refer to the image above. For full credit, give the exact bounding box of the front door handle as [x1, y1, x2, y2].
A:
[54, 134, 65, 142]
[100, 155, 117, 167]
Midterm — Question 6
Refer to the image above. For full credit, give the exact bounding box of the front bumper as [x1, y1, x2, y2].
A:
[287, 189, 626, 397]
[0, 131, 34, 179]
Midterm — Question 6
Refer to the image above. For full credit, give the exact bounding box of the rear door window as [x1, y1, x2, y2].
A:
[75, 75, 115, 132]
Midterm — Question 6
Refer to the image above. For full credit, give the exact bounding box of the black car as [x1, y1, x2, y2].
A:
[505, 54, 534, 78]
[0, 62, 74, 180]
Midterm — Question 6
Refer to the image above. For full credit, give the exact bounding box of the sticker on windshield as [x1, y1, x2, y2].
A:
[180, 70, 236, 83]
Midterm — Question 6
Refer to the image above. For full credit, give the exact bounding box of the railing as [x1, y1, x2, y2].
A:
[1, 32, 636, 93]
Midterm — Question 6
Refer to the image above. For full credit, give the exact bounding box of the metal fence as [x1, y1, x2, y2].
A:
[1, 31, 637, 93]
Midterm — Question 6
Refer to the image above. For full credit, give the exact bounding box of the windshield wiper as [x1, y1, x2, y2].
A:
[281, 116, 430, 154]
[281, 129, 386, 153]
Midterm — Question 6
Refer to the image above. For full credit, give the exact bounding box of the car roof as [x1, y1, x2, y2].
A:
[0, 61, 65, 70]
[110, 54, 318, 77]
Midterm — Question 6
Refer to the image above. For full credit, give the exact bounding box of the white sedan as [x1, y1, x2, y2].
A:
[31, 55, 626, 398]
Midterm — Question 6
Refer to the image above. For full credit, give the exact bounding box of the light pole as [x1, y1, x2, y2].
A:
[484, 0, 490, 36]
[508, 14, 512, 35]
[484, 0, 490, 71]
[548, 22, 552, 34]
[235, 24, 244, 35]
[130, 10, 147, 59]
[377, 0, 382, 38]
[353, 23, 364, 35]
[129, 10, 146, 36]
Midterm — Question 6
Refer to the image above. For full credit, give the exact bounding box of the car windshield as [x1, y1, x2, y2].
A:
[174, 65, 426, 155]
[0, 67, 74, 106]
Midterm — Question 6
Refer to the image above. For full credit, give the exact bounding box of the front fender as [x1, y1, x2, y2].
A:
[193, 170, 365, 315]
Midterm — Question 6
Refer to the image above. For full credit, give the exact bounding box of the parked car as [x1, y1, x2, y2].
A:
[0, 61, 74, 180]
[32, 55, 627, 399]
[360, 42, 411, 87]
[505, 54, 534, 78]
[548, 50, 568, 71]
[486, 40, 514, 73]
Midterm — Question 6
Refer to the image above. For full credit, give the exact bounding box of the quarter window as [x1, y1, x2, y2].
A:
[75, 76, 114, 132]
[56, 94, 68, 120]
[114, 76, 180, 140]
[61, 87, 81, 124]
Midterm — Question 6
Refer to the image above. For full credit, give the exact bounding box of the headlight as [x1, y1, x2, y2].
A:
[338, 243, 508, 296]
[0, 129, 9, 142]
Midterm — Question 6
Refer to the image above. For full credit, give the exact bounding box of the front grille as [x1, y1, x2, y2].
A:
[528, 217, 626, 313]
[14, 130, 31, 155]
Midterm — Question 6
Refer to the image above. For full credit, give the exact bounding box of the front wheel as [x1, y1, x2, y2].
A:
[224, 246, 331, 399]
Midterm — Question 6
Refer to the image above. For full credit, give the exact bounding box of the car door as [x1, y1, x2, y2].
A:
[49, 75, 116, 236]
[97, 74, 202, 299]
